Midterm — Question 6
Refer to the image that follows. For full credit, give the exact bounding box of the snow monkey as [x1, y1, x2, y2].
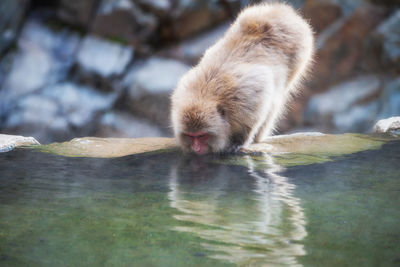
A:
[170, 2, 314, 155]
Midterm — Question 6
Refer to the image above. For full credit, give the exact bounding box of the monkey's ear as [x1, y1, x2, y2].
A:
[217, 104, 225, 117]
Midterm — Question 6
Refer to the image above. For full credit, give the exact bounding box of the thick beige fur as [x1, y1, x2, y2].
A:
[171, 2, 314, 153]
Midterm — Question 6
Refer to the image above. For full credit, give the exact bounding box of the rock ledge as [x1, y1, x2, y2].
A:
[37, 132, 393, 158]
[0, 134, 40, 152]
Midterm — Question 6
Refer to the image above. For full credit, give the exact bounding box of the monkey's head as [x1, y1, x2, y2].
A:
[171, 100, 230, 155]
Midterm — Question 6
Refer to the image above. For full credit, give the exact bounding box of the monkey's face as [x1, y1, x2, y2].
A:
[172, 104, 230, 155]
[182, 131, 210, 155]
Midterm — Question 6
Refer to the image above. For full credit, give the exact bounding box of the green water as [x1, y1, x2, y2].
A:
[0, 141, 399, 266]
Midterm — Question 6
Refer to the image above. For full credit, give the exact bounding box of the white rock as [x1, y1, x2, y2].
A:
[304, 75, 382, 132]
[181, 23, 228, 60]
[126, 57, 190, 97]
[333, 102, 379, 133]
[0, 134, 40, 152]
[98, 0, 134, 14]
[42, 82, 117, 127]
[1, 19, 80, 98]
[122, 57, 190, 129]
[76, 35, 134, 77]
[373, 117, 400, 133]
[97, 111, 165, 138]
[307, 75, 380, 116]
[164, 23, 229, 63]
[5, 95, 68, 131]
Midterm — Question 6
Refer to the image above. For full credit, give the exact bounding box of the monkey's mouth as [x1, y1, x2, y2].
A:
[192, 145, 209, 155]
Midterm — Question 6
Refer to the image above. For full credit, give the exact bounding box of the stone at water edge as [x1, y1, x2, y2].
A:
[244, 132, 386, 156]
[373, 117, 400, 133]
[38, 137, 177, 158]
[240, 132, 391, 167]
[0, 134, 40, 152]
[35, 132, 390, 159]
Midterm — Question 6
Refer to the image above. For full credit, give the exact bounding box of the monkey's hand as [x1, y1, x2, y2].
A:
[224, 144, 243, 154]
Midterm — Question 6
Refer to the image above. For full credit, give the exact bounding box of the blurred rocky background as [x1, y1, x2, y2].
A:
[0, 0, 399, 143]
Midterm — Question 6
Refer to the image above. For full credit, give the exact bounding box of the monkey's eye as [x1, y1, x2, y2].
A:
[183, 133, 209, 141]
[197, 134, 210, 141]
[184, 134, 194, 140]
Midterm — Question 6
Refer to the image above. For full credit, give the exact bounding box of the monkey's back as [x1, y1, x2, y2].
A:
[201, 2, 313, 90]
[185, 3, 313, 137]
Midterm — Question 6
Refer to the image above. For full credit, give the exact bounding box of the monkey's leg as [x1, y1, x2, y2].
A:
[253, 106, 282, 143]
[253, 109, 274, 143]
[254, 121, 269, 143]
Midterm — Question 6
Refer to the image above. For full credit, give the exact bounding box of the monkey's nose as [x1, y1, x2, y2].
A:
[193, 140, 201, 152]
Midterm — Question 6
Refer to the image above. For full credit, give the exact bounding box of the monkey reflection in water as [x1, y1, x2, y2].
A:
[168, 154, 306, 266]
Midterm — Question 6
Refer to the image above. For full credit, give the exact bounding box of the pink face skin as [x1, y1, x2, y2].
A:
[184, 132, 210, 155]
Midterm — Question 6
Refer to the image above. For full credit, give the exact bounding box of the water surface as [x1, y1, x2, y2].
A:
[0, 140, 399, 266]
